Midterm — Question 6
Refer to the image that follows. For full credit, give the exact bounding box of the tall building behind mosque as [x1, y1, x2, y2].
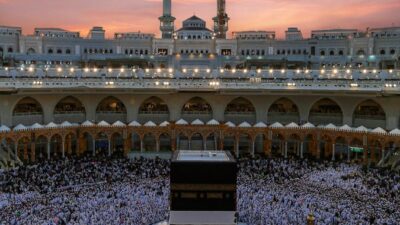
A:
[0, 0, 399, 69]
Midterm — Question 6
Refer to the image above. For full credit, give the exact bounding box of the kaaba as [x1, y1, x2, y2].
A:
[169, 150, 237, 225]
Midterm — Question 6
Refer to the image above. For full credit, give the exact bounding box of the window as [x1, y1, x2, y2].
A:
[84, 48, 88, 54]
[57, 49, 62, 54]
[390, 49, 396, 55]
[329, 50, 335, 56]
[48, 49, 54, 54]
[65, 49, 71, 54]
[380, 49, 386, 55]
[320, 50, 325, 56]
[8, 47, 13, 53]
[338, 50, 344, 56]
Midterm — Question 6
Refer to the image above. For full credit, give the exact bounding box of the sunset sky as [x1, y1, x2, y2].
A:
[0, 0, 399, 38]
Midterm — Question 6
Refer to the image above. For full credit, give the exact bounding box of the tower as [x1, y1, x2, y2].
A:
[213, 0, 230, 39]
[159, 0, 176, 39]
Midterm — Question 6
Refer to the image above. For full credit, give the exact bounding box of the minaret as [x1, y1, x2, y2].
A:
[159, 0, 176, 39]
[213, 0, 229, 39]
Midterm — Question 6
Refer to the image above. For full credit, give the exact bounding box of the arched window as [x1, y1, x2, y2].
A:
[277, 50, 281, 55]
[7, 47, 13, 53]
[329, 50, 335, 56]
[182, 97, 212, 114]
[338, 50, 344, 56]
[390, 49, 396, 55]
[57, 49, 62, 54]
[320, 50, 325, 56]
[268, 98, 300, 124]
[139, 97, 169, 114]
[27, 48, 36, 54]
[357, 49, 365, 56]
[353, 100, 386, 128]
[309, 98, 343, 126]
[65, 49, 71, 54]
[48, 49, 54, 54]
[380, 49, 386, 55]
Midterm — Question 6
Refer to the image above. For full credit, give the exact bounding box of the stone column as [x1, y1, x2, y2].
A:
[23, 143, 28, 161]
[47, 141, 51, 160]
[140, 139, 144, 152]
[92, 139, 96, 156]
[284, 141, 288, 158]
[235, 137, 239, 158]
[331, 143, 336, 161]
[30, 142, 36, 163]
[347, 146, 351, 162]
[203, 138, 207, 151]
[300, 142, 304, 159]
[381, 148, 386, 162]
[108, 139, 111, 156]
[123, 137, 131, 157]
[156, 140, 160, 152]
[62, 139, 65, 158]
[251, 139, 255, 157]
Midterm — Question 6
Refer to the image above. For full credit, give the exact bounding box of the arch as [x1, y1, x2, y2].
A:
[223, 135, 236, 156]
[268, 98, 300, 125]
[131, 133, 141, 151]
[96, 96, 127, 123]
[287, 134, 301, 157]
[111, 132, 124, 156]
[334, 136, 348, 161]
[138, 96, 170, 124]
[271, 133, 285, 157]
[143, 133, 157, 152]
[35, 135, 48, 161]
[225, 97, 256, 124]
[54, 96, 86, 123]
[380, 49, 386, 55]
[349, 138, 363, 162]
[356, 49, 365, 56]
[309, 98, 343, 126]
[17, 137, 32, 163]
[181, 97, 213, 123]
[177, 133, 189, 150]
[50, 134, 63, 159]
[159, 133, 171, 151]
[27, 48, 36, 54]
[190, 133, 203, 150]
[65, 49, 71, 54]
[238, 133, 252, 157]
[320, 50, 325, 56]
[206, 133, 218, 151]
[95, 132, 109, 156]
[7, 47, 13, 53]
[12, 97, 44, 126]
[353, 100, 386, 128]
[81, 132, 94, 156]
[254, 134, 265, 154]
[64, 133, 77, 157]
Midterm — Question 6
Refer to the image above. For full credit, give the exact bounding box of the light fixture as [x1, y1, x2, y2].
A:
[155, 81, 160, 86]
[346, 69, 351, 74]
[194, 68, 199, 73]
[108, 68, 113, 73]
[183, 68, 187, 73]
[206, 69, 211, 73]
[70, 68, 75, 73]
[157, 68, 162, 73]
[57, 67, 62, 73]
[84, 68, 89, 73]
[257, 69, 261, 74]
[350, 83, 358, 87]
[168, 68, 173, 73]
[281, 69, 285, 74]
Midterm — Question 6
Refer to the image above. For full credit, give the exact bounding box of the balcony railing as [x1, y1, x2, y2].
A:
[1, 68, 400, 92]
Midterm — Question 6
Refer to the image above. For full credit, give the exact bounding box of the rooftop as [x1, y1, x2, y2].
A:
[175, 150, 233, 162]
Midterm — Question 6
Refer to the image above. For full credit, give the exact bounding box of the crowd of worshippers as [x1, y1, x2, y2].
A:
[0, 155, 399, 225]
